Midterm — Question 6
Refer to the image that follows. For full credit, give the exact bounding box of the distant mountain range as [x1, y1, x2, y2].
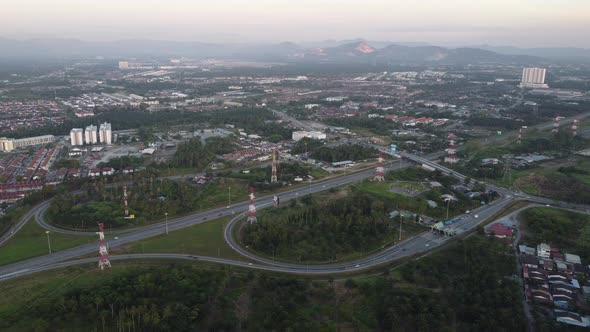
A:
[0, 37, 587, 64]
[471, 45, 590, 60]
[300, 41, 542, 64]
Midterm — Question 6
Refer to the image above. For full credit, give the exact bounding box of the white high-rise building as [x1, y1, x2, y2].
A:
[84, 125, 98, 145]
[118, 61, 129, 69]
[70, 128, 84, 146]
[99, 122, 112, 145]
[520, 67, 548, 88]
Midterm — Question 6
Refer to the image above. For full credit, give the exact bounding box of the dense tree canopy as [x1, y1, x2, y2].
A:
[242, 191, 398, 262]
[523, 207, 590, 261]
[46, 176, 245, 230]
[171, 136, 235, 170]
[312, 144, 378, 163]
[1, 236, 526, 332]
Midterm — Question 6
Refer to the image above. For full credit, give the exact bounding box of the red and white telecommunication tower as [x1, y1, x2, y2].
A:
[374, 151, 385, 182]
[247, 187, 257, 224]
[271, 150, 278, 184]
[97, 223, 111, 270]
[444, 134, 458, 164]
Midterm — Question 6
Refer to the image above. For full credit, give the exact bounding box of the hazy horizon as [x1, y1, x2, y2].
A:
[2, 0, 590, 48]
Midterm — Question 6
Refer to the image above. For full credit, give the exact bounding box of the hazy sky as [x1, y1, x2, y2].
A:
[2, 0, 589, 47]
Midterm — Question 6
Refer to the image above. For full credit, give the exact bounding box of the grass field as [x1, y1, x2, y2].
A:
[110, 216, 245, 261]
[356, 180, 482, 220]
[504, 158, 590, 199]
[0, 219, 94, 267]
[355, 181, 406, 199]
[157, 167, 201, 177]
[200, 177, 250, 209]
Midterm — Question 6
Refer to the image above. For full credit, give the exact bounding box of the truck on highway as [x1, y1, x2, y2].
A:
[421, 163, 436, 172]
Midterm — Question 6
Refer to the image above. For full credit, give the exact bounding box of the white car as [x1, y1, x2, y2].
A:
[474, 214, 479, 218]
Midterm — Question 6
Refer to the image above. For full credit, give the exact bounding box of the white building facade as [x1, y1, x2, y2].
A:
[99, 122, 112, 145]
[70, 128, 84, 146]
[292, 131, 327, 141]
[85, 125, 98, 145]
[521, 68, 548, 88]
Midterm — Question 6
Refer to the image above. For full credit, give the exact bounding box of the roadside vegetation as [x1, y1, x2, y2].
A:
[457, 130, 590, 204]
[46, 177, 250, 230]
[310, 143, 379, 162]
[241, 189, 426, 263]
[0, 218, 93, 267]
[110, 216, 243, 261]
[222, 161, 329, 191]
[0, 186, 62, 237]
[383, 167, 491, 219]
[521, 207, 590, 262]
[0, 234, 525, 331]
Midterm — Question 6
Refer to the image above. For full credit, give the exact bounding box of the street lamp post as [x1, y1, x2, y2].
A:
[228, 187, 231, 206]
[45, 231, 52, 254]
[446, 199, 451, 220]
[165, 212, 169, 235]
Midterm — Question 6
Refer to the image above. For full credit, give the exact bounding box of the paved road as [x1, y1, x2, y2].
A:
[0, 196, 518, 281]
[2, 121, 590, 280]
[476, 111, 590, 147]
[0, 160, 412, 279]
[270, 108, 317, 132]
[403, 152, 590, 212]
[223, 195, 516, 271]
[0, 200, 52, 247]
[507, 205, 537, 332]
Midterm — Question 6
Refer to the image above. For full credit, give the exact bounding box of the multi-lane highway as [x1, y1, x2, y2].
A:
[0, 160, 413, 279]
[222, 195, 516, 272]
[1, 149, 589, 281]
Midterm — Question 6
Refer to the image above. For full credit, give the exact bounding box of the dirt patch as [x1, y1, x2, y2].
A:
[515, 172, 590, 204]
[388, 182, 428, 197]
[538, 158, 576, 170]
